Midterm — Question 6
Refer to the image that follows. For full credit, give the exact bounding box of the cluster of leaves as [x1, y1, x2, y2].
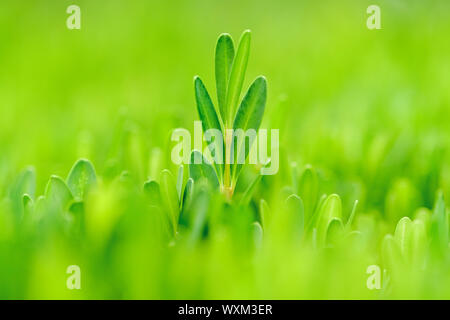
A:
[5, 155, 449, 298]
[9, 159, 96, 237]
[192, 30, 267, 198]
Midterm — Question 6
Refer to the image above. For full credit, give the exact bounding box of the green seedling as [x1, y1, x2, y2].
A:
[193, 30, 267, 200]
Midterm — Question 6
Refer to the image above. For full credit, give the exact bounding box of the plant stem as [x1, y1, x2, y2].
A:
[223, 126, 233, 200]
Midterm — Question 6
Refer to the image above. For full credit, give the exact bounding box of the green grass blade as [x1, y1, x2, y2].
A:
[67, 159, 97, 200]
[189, 150, 220, 189]
[225, 30, 251, 125]
[231, 76, 267, 181]
[215, 33, 235, 121]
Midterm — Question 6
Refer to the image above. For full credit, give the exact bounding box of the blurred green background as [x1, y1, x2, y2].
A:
[0, 0, 449, 299]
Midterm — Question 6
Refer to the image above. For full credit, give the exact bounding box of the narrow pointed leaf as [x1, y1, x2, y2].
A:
[189, 151, 220, 189]
[215, 33, 235, 120]
[194, 76, 224, 182]
[231, 76, 267, 180]
[176, 165, 184, 202]
[226, 30, 251, 125]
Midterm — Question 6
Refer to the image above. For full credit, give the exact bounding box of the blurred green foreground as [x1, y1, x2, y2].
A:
[0, 1, 450, 299]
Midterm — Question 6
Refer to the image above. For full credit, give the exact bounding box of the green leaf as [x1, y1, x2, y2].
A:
[215, 33, 235, 121]
[194, 76, 224, 182]
[298, 165, 319, 222]
[394, 216, 412, 261]
[316, 194, 342, 247]
[179, 178, 194, 226]
[143, 180, 162, 206]
[252, 221, 263, 249]
[10, 167, 36, 218]
[182, 178, 194, 211]
[159, 170, 180, 236]
[411, 219, 427, 267]
[413, 207, 431, 231]
[189, 151, 220, 189]
[345, 200, 359, 230]
[176, 165, 184, 202]
[231, 76, 267, 180]
[430, 191, 448, 255]
[259, 198, 270, 228]
[326, 217, 344, 247]
[285, 194, 304, 241]
[307, 194, 327, 232]
[226, 30, 251, 125]
[45, 175, 73, 210]
[22, 194, 34, 217]
[68, 200, 85, 234]
[67, 159, 97, 200]
[187, 184, 210, 246]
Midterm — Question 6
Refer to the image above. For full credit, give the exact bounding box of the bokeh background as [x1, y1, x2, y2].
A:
[0, 0, 449, 299]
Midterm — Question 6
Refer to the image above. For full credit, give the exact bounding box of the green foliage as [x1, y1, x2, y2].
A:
[215, 33, 235, 121]
[193, 30, 267, 199]
[225, 30, 251, 126]
[0, 2, 449, 299]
